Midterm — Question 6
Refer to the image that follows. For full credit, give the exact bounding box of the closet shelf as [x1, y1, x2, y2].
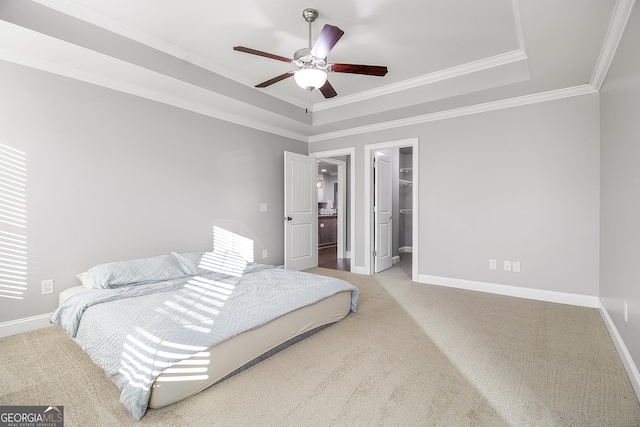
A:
[399, 179, 412, 187]
[400, 167, 413, 173]
[400, 209, 412, 214]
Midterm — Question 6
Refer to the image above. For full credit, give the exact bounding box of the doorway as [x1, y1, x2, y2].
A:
[317, 157, 349, 271]
[365, 138, 419, 282]
[309, 147, 356, 273]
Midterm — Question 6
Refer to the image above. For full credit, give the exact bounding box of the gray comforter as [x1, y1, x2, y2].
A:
[50, 267, 358, 420]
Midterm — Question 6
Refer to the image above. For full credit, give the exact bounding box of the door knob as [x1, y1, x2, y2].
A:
[285, 216, 293, 221]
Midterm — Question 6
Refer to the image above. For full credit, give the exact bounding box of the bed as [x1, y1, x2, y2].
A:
[50, 251, 358, 420]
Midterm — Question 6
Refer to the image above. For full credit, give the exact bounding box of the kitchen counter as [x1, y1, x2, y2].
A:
[318, 215, 337, 247]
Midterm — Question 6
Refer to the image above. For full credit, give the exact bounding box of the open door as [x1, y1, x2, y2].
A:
[284, 151, 318, 270]
[374, 152, 393, 273]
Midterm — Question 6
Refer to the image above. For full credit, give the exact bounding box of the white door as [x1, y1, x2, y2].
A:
[374, 153, 393, 273]
[284, 151, 318, 270]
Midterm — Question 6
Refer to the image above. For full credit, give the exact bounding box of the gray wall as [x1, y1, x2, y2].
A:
[310, 93, 601, 297]
[0, 61, 306, 323]
[600, 3, 640, 381]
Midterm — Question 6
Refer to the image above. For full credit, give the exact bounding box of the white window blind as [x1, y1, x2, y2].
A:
[0, 143, 27, 300]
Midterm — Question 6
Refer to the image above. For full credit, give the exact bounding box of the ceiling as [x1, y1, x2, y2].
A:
[0, 0, 631, 142]
[318, 162, 338, 177]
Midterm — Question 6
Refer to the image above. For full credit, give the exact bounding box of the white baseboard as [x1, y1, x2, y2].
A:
[599, 301, 640, 402]
[0, 313, 53, 338]
[417, 274, 600, 308]
[353, 266, 367, 275]
[417, 274, 638, 401]
[392, 255, 400, 264]
[399, 246, 413, 253]
[345, 251, 351, 258]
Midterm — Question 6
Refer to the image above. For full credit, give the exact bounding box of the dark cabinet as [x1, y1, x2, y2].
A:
[318, 215, 337, 247]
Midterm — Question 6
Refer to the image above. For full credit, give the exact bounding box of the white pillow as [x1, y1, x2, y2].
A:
[87, 254, 186, 289]
[75, 272, 95, 289]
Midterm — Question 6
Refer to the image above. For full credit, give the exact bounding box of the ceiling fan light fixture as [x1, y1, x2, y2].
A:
[234, 8, 387, 98]
[294, 68, 327, 91]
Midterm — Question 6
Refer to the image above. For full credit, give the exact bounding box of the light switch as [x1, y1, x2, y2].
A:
[259, 203, 267, 212]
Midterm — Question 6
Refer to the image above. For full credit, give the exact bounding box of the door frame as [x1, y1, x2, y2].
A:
[364, 138, 419, 281]
[308, 147, 356, 273]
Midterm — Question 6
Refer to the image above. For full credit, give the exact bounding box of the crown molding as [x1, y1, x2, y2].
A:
[309, 84, 597, 143]
[313, 0, 528, 113]
[14, 0, 633, 144]
[33, 0, 531, 116]
[0, 21, 310, 143]
[511, 0, 527, 55]
[314, 50, 528, 112]
[591, 0, 637, 90]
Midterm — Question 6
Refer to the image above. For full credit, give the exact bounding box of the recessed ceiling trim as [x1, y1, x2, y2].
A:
[32, 0, 243, 83]
[32, 0, 531, 115]
[6, 0, 630, 145]
[312, 50, 528, 112]
[309, 84, 597, 143]
[0, 50, 309, 143]
[0, 21, 310, 142]
[590, 0, 636, 90]
[30, 0, 317, 111]
[510, 0, 527, 55]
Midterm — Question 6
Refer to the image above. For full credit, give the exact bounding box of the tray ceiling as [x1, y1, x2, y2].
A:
[0, 0, 627, 141]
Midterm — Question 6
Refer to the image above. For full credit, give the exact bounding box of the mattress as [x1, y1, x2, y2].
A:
[148, 290, 351, 408]
[53, 268, 358, 419]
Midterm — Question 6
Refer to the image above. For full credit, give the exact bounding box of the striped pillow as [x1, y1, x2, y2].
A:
[87, 254, 186, 289]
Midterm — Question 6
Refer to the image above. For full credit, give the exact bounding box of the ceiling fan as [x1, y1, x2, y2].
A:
[233, 8, 388, 99]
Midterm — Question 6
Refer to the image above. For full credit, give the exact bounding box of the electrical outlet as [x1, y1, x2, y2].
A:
[262, 249, 268, 259]
[41, 279, 54, 295]
[512, 261, 521, 273]
[504, 260, 512, 272]
[489, 259, 497, 270]
[624, 301, 628, 322]
[260, 203, 267, 212]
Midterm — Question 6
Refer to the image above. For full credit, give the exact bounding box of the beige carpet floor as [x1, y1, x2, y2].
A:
[1, 261, 639, 426]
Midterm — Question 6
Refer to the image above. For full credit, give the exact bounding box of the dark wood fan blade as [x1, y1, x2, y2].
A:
[310, 25, 344, 59]
[319, 80, 337, 98]
[328, 63, 388, 76]
[233, 46, 292, 63]
[255, 72, 295, 88]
